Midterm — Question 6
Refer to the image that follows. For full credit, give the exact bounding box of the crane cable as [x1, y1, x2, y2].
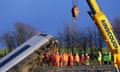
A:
[72, 0, 78, 6]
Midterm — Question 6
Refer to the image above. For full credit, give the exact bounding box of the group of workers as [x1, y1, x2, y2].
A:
[43, 51, 112, 67]
[44, 51, 90, 67]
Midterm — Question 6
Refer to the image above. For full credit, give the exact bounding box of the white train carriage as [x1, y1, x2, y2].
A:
[0, 33, 58, 72]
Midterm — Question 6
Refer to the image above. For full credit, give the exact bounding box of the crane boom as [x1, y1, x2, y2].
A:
[86, 0, 120, 70]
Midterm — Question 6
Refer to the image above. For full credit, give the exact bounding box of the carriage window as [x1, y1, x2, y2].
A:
[0, 45, 31, 67]
[39, 33, 47, 37]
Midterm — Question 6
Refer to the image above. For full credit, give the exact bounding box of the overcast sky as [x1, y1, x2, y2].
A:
[0, 0, 120, 47]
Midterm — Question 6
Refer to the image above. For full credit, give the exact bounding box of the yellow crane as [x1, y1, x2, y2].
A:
[72, 0, 120, 71]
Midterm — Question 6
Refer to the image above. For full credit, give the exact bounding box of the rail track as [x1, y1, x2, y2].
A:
[32, 65, 117, 72]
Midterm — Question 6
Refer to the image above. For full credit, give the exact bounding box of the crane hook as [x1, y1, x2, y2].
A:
[71, 5, 79, 22]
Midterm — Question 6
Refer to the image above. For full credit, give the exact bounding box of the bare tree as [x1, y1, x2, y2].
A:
[0, 22, 37, 52]
[113, 17, 120, 43]
[58, 24, 80, 52]
[96, 30, 106, 49]
[0, 32, 14, 52]
[58, 23, 107, 54]
[13, 22, 37, 46]
[80, 26, 105, 53]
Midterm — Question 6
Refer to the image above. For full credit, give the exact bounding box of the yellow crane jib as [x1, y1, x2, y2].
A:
[86, 0, 120, 70]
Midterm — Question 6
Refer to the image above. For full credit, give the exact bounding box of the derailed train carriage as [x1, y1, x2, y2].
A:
[0, 33, 59, 72]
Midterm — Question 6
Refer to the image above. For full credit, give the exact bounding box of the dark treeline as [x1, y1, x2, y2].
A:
[58, 24, 105, 50]
[57, 17, 120, 54]
[0, 17, 120, 54]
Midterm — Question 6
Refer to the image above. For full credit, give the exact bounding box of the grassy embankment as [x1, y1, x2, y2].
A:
[0, 48, 9, 59]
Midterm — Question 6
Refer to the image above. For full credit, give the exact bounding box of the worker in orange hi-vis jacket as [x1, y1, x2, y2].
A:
[68, 52, 74, 66]
[74, 53, 80, 66]
[45, 51, 51, 66]
[63, 52, 69, 66]
[52, 53, 56, 66]
[55, 52, 60, 67]
[59, 52, 64, 66]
